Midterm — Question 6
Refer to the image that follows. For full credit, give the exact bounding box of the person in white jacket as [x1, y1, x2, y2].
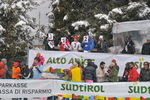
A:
[96, 62, 106, 82]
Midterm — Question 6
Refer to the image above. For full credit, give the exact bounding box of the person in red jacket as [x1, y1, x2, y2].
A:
[128, 62, 139, 82]
[0, 62, 5, 79]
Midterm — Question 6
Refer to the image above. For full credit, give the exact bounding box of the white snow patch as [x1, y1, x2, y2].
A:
[52, 0, 60, 5]
[72, 21, 90, 30]
[16, 2, 23, 8]
[0, 3, 8, 9]
[63, 15, 68, 20]
[112, 8, 123, 14]
[0, 25, 5, 31]
[95, 14, 113, 23]
[139, 7, 150, 17]
[15, 20, 26, 27]
[0, 38, 4, 44]
[100, 24, 109, 30]
[127, 2, 142, 10]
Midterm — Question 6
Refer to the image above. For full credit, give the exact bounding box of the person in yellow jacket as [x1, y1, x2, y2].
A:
[70, 62, 82, 82]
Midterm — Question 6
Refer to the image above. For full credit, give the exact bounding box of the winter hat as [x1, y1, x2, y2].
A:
[0, 62, 4, 69]
[1, 58, 7, 64]
[112, 59, 116, 63]
[74, 36, 79, 41]
[13, 62, 20, 67]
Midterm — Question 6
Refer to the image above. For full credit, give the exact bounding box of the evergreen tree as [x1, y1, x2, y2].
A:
[50, 0, 150, 43]
[0, 0, 37, 59]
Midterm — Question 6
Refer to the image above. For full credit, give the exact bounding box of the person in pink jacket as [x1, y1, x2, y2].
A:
[32, 53, 45, 67]
[128, 62, 139, 82]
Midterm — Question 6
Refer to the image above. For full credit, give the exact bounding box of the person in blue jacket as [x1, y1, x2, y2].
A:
[81, 36, 95, 52]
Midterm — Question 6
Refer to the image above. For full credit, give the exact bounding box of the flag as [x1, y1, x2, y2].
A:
[146, 98, 150, 100]
[141, 97, 146, 100]
[72, 94, 78, 99]
[108, 97, 115, 100]
[78, 95, 84, 99]
[89, 96, 95, 100]
[117, 97, 124, 100]
[83, 96, 89, 99]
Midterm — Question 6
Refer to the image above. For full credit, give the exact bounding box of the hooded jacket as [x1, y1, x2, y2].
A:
[84, 62, 97, 81]
[81, 39, 95, 51]
[128, 67, 139, 82]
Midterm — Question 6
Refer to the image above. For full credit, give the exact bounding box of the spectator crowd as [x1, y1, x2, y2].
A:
[43, 33, 150, 55]
[0, 34, 150, 100]
[0, 57, 150, 82]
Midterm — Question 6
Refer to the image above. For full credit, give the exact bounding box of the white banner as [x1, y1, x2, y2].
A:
[0, 80, 150, 98]
[28, 50, 150, 76]
[112, 20, 150, 33]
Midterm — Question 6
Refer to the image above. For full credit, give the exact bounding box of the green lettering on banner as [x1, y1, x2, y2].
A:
[56, 58, 61, 64]
[88, 85, 93, 92]
[139, 62, 142, 69]
[101, 85, 105, 92]
[60, 83, 105, 93]
[79, 85, 84, 92]
[61, 58, 66, 64]
[128, 86, 150, 94]
[141, 86, 147, 94]
[68, 58, 74, 64]
[134, 62, 140, 69]
[66, 84, 72, 90]
[94, 85, 100, 92]
[53, 58, 56, 64]
[60, 84, 65, 90]
[46, 57, 66, 64]
[149, 87, 150, 93]
[73, 84, 78, 91]
[134, 86, 140, 93]
[46, 58, 53, 63]
[128, 86, 133, 93]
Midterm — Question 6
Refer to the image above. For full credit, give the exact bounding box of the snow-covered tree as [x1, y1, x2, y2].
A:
[0, 0, 37, 59]
[50, 0, 150, 43]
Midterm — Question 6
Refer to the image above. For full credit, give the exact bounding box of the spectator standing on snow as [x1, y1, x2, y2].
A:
[106, 62, 119, 82]
[70, 62, 82, 82]
[96, 62, 106, 82]
[12, 62, 21, 79]
[124, 36, 135, 54]
[43, 35, 55, 51]
[1, 58, 10, 79]
[58, 38, 71, 51]
[20, 62, 31, 79]
[81, 35, 95, 52]
[84, 60, 97, 83]
[96, 35, 109, 53]
[122, 62, 130, 81]
[140, 62, 150, 81]
[30, 57, 43, 79]
[141, 39, 150, 55]
[71, 36, 81, 51]
[0, 62, 5, 79]
[128, 62, 139, 82]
